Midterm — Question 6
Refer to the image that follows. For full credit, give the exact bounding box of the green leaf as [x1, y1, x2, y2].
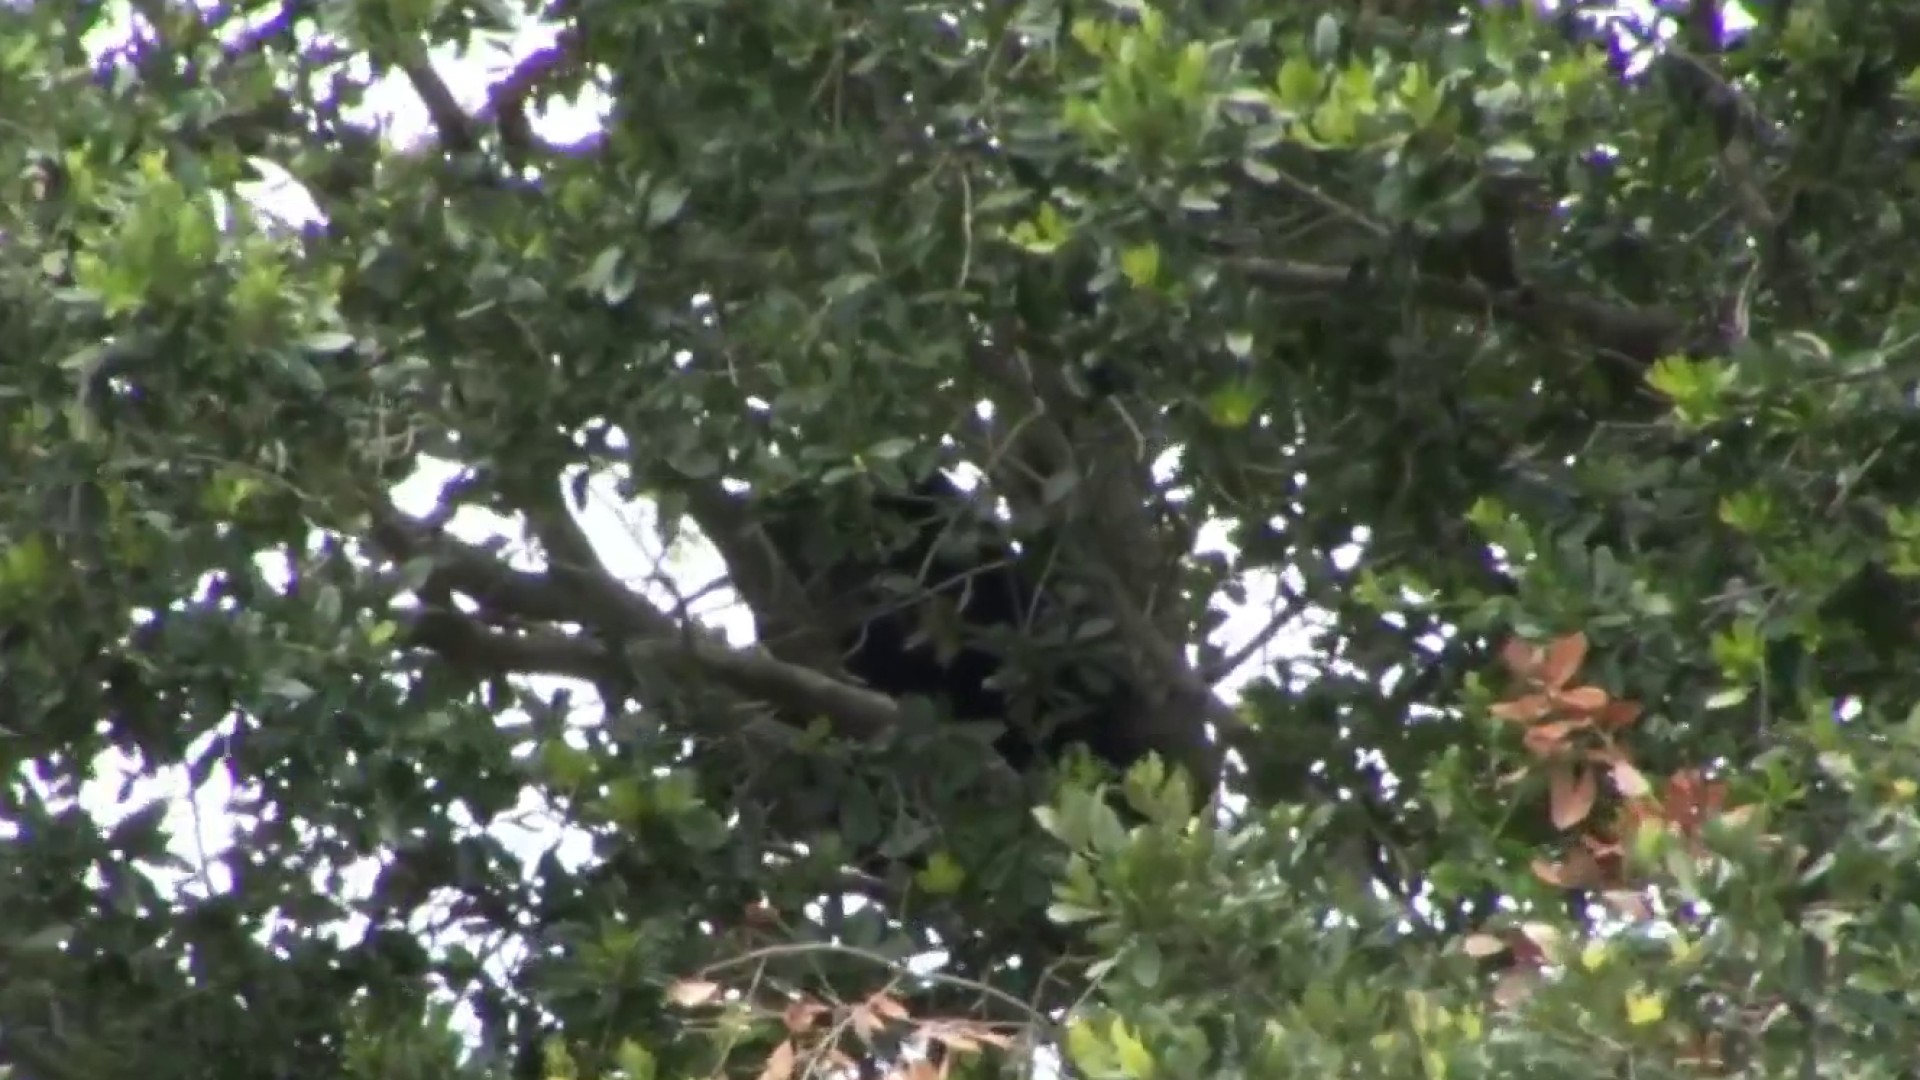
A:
[1120, 243, 1161, 289]
[615, 1041, 657, 1080]
[647, 181, 690, 226]
[1065, 1018, 1113, 1076]
[1111, 1018, 1156, 1079]
[1127, 940, 1163, 989]
[866, 437, 916, 461]
[0, 536, 50, 592]
[1311, 14, 1341, 59]
[674, 807, 732, 852]
[302, 330, 356, 353]
[1206, 382, 1260, 427]
[1705, 686, 1751, 711]
[914, 850, 967, 895]
[1275, 55, 1324, 109]
[262, 674, 316, 703]
[1048, 902, 1103, 926]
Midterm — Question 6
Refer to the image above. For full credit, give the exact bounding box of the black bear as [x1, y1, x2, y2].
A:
[762, 468, 1140, 777]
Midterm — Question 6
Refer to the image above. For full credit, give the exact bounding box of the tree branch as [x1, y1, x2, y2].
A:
[368, 497, 917, 746]
[1227, 253, 1714, 368]
[398, 30, 588, 167]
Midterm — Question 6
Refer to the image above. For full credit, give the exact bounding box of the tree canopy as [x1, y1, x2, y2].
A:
[5, 0, 1920, 1077]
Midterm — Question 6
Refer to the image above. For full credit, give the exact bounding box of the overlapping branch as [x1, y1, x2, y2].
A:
[366, 497, 909, 746]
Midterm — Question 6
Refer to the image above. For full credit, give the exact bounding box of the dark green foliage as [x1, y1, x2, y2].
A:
[6, 0, 1920, 1077]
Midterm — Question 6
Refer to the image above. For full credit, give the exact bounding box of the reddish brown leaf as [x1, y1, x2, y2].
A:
[1506, 930, 1549, 968]
[1550, 766, 1599, 830]
[782, 1001, 827, 1034]
[1664, 769, 1729, 836]
[1555, 685, 1610, 713]
[1517, 921, 1564, 953]
[666, 979, 722, 1008]
[1599, 889, 1654, 921]
[1539, 632, 1589, 690]
[1490, 693, 1555, 723]
[1522, 719, 1588, 757]
[1546, 845, 1607, 888]
[1501, 638, 1542, 680]
[866, 993, 911, 1022]
[1462, 933, 1508, 958]
[1598, 699, 1643, 730]
[1580, 829, 1623, 860]
[933, 1022, 1012, 1050]
[1611, 759, 1652, 799]
[758, 1040, 797, 1080]
[1491, 969, 1538, 1008]
[850, 1005, 882, 1043]
[928, 1029, 980, 1054]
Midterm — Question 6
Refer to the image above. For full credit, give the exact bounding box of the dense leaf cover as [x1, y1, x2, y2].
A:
[5, 0, 1920, 1077]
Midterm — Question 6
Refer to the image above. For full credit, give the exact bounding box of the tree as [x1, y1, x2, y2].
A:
[5, 0, 1920, 1077]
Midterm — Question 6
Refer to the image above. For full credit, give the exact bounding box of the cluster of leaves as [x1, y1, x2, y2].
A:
[6, 0, 1920, 1078]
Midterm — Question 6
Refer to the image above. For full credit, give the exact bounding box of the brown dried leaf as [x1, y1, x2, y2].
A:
[1492, 969, 1539, 1009]
[866, 992, 912, 1023]
[1501, 638, 1542, 680]
[936, 1022, 1012, 1050]
[1598, 699, 1643, 730]
[1549, 764, 1597, 831]
[1539, 632, 1589, 690]
[929, 1030, 980, 1054]
[1555, 685, 1610, 713]
[1517, 921, 1563, 953]
[850, 1004, 882, 1043]
[901, 1061, 942, 1080]
[1599, 889, 1653, 921]
[1490, 694, 1555, 723]
[1507, 930, 1549, 968]
[1496, 764, 1532, 788]
[758, 1040, 797, 1080]
[666, 979, 722, 1008]
[1568, 845, 1612, 887]
[782, 1000, 827, 1034]
[1522, 719, 1587, 757]
[1611, 759, 1652, 799]
[1462, 933, 1509, 958]
[1538, 845, 1607, 889]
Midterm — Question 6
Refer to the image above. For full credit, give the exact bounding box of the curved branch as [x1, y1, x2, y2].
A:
[368, 497, 956, 755]
[1226, 254, 1704, 368]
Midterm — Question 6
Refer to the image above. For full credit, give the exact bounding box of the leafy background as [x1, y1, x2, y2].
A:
[7, 1, 1920, 1079]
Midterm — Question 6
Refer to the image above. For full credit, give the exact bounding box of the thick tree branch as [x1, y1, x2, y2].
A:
[397, 55, 480, 154]
[478, 30, 584, 164]
[665, 480, 841, 670]
[399, 604, 912, 752]
[368, 498, 917, 746]
[1227, 253, 1703, 367]
[398, 31, 588, 167]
